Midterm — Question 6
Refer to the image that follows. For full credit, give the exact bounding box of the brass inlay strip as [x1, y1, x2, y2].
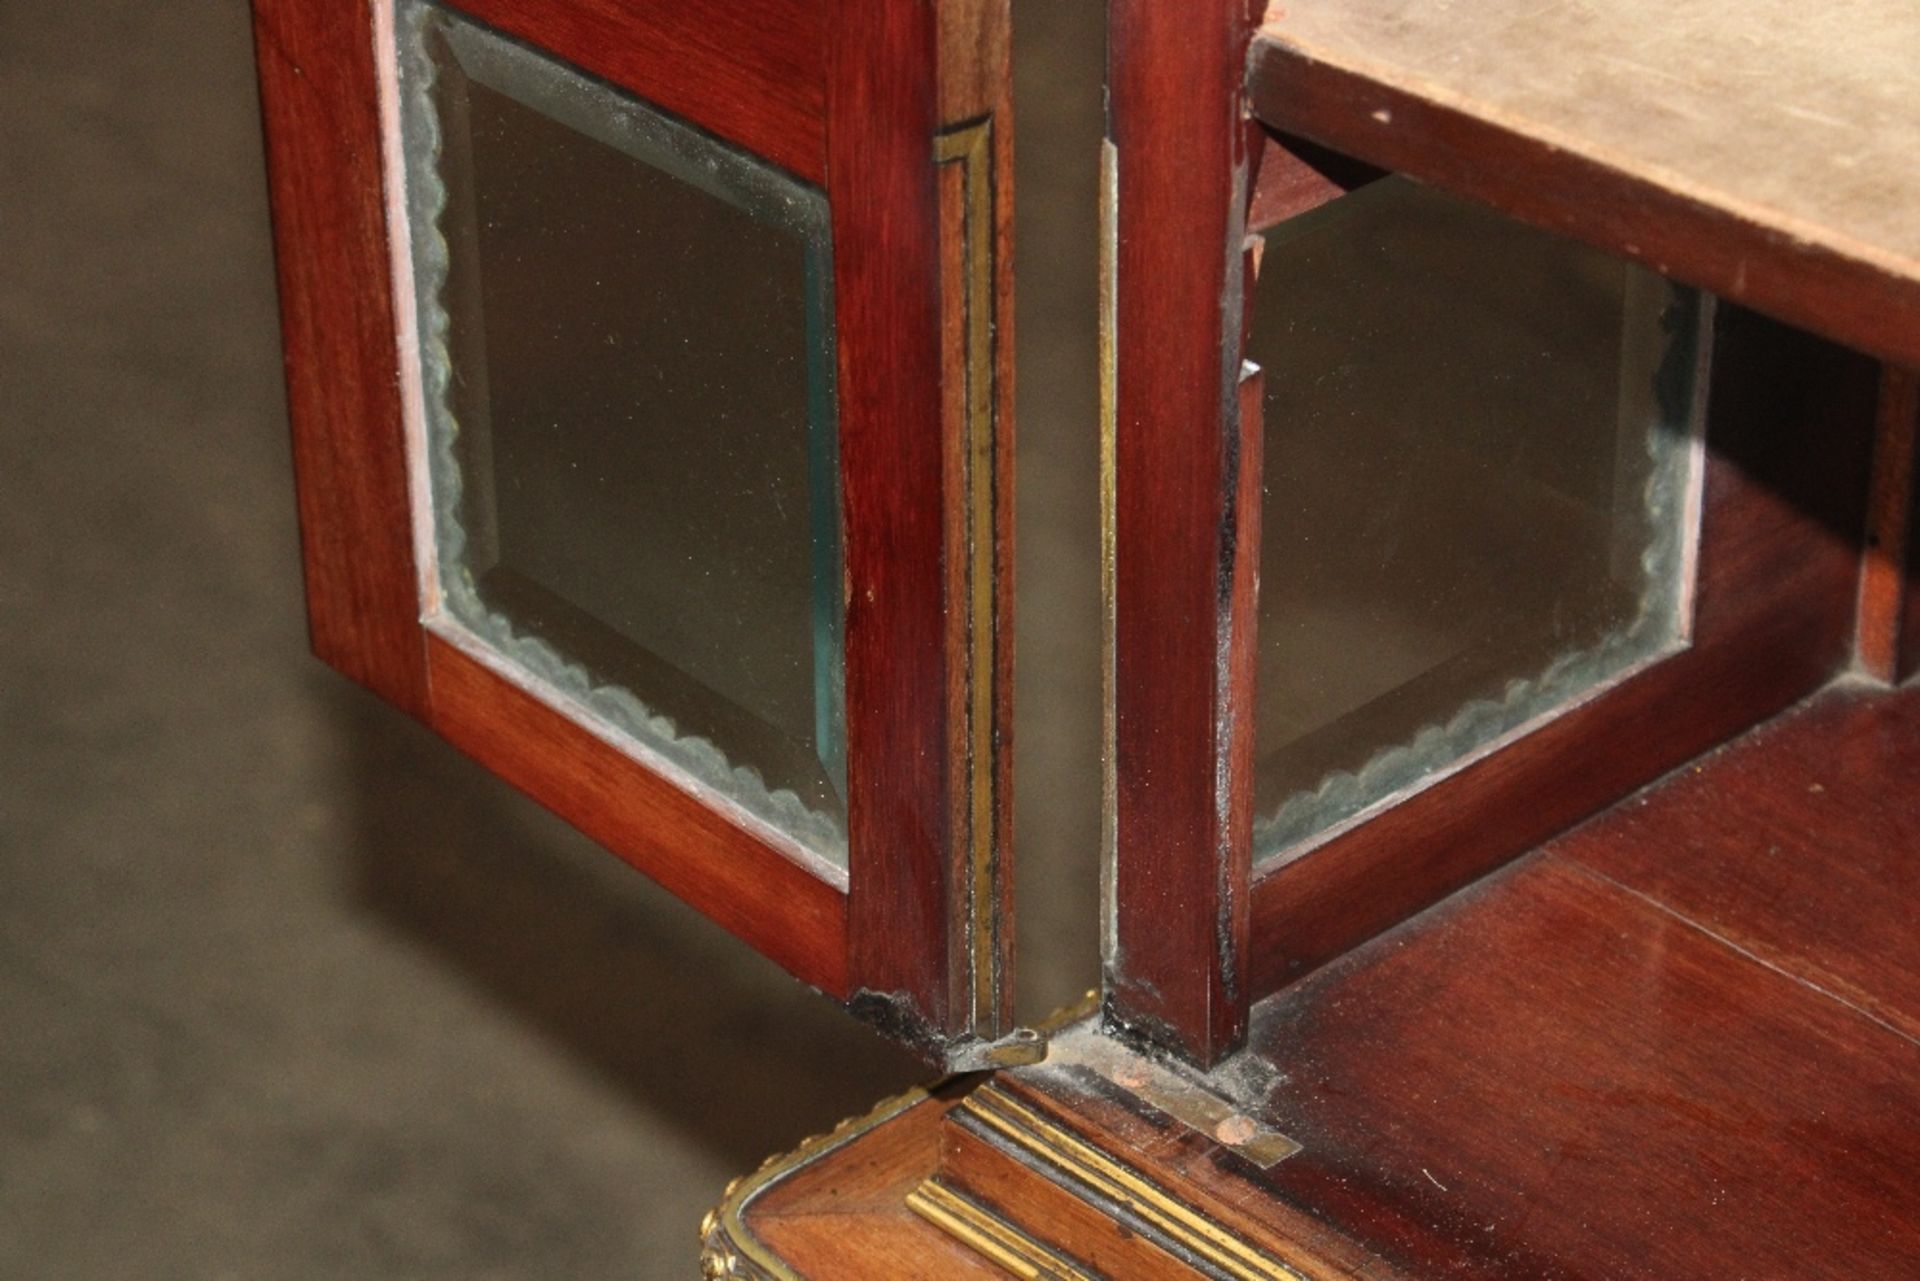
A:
[1098, 137, 1121, 964]
[935, 118, 1001, 1035]
[962, 1087, 1314, 1281]
[1044, 1027, 1302, 1169]
[908, 1179, 1099, 1280]
[699, 1087, 932, 1280]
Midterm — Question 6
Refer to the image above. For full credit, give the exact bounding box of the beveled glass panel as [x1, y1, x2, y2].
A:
[397, 1, 847, 864]
[1249, 176, 1703, 861]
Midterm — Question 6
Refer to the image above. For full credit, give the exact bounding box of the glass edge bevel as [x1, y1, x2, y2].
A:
[1251, 273, 1712, 865]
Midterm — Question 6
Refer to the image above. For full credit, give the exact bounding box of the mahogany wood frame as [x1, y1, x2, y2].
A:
[251, 0, 1014, 1056]
[1105, 1, 1885, 1065]
[1103, 0, 1269, 1068]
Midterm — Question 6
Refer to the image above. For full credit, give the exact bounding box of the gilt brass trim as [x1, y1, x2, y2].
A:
[935, 117, 1003, 1036]
[1043, 1026, 1302, 1169]
[1098, 137, 1121, 966]
[960, 1085, 1319, 1281]
[907, 1179, 1099, 1280]
[698, 1086, 933, 1280]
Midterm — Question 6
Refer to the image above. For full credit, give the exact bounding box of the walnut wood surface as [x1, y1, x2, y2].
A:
[1248, 308, 1881, 994]
[1249, 1, 1920, 370]
[253, 0, 429, 718]
[1105, 0, 1266, 1068]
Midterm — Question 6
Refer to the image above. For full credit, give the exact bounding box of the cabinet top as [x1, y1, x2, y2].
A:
[1253, 0, 1920, 364]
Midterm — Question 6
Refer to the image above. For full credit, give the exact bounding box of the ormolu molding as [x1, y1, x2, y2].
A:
[934, 115, 1005, 1039]
[956, 1084, 1328, 1281]
[907, 1179, 1099, 1280]
[698, 1086, 933, 1280]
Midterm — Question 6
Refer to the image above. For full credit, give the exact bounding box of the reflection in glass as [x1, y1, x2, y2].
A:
[397, 1, 847, 864]
[1249, 176, 1703, 861]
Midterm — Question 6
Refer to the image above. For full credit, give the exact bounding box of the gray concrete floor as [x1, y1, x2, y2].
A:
[1, 2, 1104, 1275]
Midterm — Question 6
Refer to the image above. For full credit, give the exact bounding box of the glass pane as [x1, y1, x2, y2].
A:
[397, 1, 847, 865]
[1249, 176, 1703, 862]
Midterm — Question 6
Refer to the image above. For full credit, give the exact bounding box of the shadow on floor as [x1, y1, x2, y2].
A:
[332, 681, 923, 1175]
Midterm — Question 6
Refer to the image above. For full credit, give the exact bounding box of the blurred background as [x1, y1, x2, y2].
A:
[0, 1, 1104, 1274]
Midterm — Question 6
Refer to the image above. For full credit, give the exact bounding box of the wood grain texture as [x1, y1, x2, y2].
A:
[938, 158, 973, 1032]
[831, 0, 962, 1034]
[710, 684, 1920, 1278]
[1562, 680, 1920, 1043]
[1238, 857, 1920, 1280]
[974, 1074, 1399, 1281]
[1249, 307, 1881, 994]
[829, 0, 1019, 1046]
[976, 0, 1019, 1044]
[252, 0, 428, 716]
[425, 635, 850, 996]
[1105, 0, 1266, 1069]
[986, 703, 1920, 1278]
[936, 1117, 1207, 1280]
[935, 0, 1017, 1038]
[1249, 1, 1920, 370]
[445, 0, 827, 183]
[1246, 132, 1382, 233]
[739, 1086, 1006, 1279]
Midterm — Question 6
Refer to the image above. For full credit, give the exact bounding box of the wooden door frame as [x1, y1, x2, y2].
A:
[1102, 0, 1269, 1068]
[251, 0, 1014, 1057]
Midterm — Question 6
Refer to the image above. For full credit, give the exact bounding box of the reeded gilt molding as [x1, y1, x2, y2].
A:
[906, 1179, 1098, 1280]
[934, 114, 1006, 1036]
[948, 1084, 1329, 1281]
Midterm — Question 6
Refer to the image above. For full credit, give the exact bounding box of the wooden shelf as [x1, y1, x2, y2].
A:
[1249, 0, 1920, 368]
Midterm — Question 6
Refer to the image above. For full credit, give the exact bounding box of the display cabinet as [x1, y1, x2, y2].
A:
[249, 0, 1920, 1275]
